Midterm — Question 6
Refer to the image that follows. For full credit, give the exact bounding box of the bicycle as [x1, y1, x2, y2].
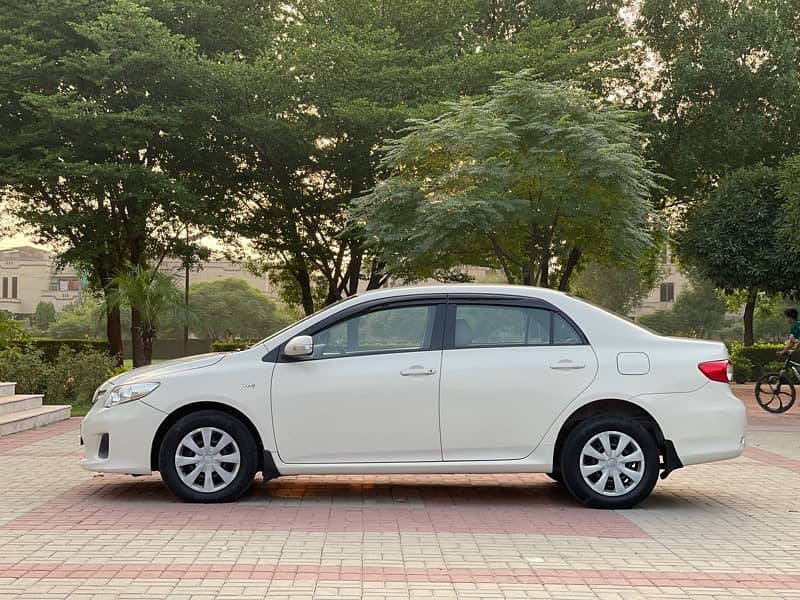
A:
[755, 354, 799, 413]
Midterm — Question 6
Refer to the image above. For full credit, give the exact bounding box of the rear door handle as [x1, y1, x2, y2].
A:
[550, 360, 586, 370]
[400, 366, 437, 376]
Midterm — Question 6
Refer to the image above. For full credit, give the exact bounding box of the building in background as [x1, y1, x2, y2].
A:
[0, 246, 272, 320]
[632, 247, 689, 316]
[0, 246, 83, 317]
[1, 243, 687, 321]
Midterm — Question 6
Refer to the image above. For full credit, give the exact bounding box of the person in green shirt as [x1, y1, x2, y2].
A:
[778, 308, 800, 356]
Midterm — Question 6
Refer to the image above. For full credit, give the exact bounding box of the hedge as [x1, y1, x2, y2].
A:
[0, 345, 117, 407]
[728, 343, 786, 380]
[210, 340, 256, 352]
[10, 338, 109, 362]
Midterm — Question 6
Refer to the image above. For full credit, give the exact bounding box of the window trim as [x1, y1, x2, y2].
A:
[443, 298, 589, 350]
[277, 295, 448, 362]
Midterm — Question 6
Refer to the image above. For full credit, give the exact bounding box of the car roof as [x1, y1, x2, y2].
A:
[358, 283, 566, 301]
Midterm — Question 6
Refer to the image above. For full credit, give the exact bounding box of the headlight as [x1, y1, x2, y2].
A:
[101, 382, 160, 408]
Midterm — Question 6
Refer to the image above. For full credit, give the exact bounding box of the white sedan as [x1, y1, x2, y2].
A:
[80, 285, 746, 509]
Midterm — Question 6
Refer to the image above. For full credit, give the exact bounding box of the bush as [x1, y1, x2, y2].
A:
[729, 343, 786, 380]
[0, 347, 46, 394]
[730, 354, 753, 383]
[0, 346, 116, 409]
[760, 361, 787, 377]
[210, 340, 256, 352]
[44, 347, 117, 406]
[0, 310, 30, 349]
[8, 338, 110, 362]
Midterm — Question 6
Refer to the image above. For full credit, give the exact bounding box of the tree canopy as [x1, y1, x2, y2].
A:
[637, 0, 800, 201]
[677, 166, 800, 344]
[0, 0, 228, 360]
[186, 278, 290, 341]
[352, 72, 662, 290]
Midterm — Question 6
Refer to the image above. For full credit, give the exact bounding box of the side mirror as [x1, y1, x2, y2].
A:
[283, 335, 313, 358]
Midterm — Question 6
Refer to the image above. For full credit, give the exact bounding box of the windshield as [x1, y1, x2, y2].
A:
[250, 295, 357, 348]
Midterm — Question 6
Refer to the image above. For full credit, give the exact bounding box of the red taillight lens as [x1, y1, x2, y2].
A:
[699, 359, 733, 383]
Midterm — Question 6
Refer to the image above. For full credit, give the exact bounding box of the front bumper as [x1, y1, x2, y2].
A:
[637, 382, 747, 467]
[80, 398, 166, 475]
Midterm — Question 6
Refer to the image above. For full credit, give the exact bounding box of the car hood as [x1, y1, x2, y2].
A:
[109, 353, 227, 386]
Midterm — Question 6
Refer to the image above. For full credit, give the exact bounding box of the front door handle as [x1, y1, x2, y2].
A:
[400, 366, 437, 376]
[549, 360, 586, 370]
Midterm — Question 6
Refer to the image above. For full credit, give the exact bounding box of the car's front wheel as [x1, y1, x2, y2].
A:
[560, 417, 659, 509]
[158, 410, 258, 503]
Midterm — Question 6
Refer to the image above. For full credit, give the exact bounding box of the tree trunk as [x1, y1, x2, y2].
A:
[105, 305, 124, 367]
[130, 308, 146, 367]
[346, 246, 363, 296]
[538, 251, 550, 287]
[293, 266, 315, 316]
[142, 332, 154, 366]
[183, 228, 190, 356]
[743, 288, 758, 346]
[557, 247, 582, 292]
[366, 260, 389, 290]
[487, 233, 516, 284]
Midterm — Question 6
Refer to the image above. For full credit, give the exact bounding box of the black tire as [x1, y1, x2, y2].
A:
[546, 472, 562, 483]
[560, 417, 660, 509]
[158, 410, 258, 503]
[755, 374, 796, 414]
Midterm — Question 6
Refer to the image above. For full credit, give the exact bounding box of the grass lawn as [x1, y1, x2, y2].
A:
[70, 404, 92, 417]
[122, 358, 165, 369]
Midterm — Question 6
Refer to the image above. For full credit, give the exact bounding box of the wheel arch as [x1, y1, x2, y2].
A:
[150, 401, 265, 472]
[552, 398, 665, 473]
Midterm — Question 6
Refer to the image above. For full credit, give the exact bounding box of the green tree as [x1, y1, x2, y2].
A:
[46, 300, 105, 340]
[352, 72, 662, 289]
[677, 166, 800, 344]
[637, 0, 800, 201]
[184, 278, 290, 341]
[207, 0, 635, 313]
[572, 257, 662, 317]
[638, 279, 726, 338]
[779, 154, 800, 250]
[106, 265, 188, 366]
[32, 301, 56, 332]
[0, 1, 227, 362]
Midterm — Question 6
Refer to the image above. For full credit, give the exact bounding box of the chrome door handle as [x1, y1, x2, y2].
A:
[549, 361, 586, 370]
[400, 366, 437, 376]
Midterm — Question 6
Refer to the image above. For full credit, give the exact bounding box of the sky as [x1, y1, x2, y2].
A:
[0, 234, 46, 250]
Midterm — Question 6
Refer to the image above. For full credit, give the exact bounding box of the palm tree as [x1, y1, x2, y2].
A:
[106, 265, 190, 367]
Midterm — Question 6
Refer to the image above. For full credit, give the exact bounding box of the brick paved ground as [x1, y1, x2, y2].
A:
[0, 387, 798, 599]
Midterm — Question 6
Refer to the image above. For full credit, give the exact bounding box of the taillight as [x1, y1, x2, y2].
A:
[698, 359, 733, 383]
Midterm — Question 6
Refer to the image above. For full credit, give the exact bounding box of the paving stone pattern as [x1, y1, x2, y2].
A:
[0, 386, 798, 599]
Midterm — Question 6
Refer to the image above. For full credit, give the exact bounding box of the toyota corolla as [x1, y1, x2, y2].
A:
[81, 285, 746, 509]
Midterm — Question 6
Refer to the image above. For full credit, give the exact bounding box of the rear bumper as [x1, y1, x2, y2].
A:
[80, 399, 166, 475]
[636, 382, 747, 467]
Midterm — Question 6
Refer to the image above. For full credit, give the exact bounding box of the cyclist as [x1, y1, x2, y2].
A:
[777, 308, 800, 356]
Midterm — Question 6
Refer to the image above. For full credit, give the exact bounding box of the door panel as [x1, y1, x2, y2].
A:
[439, 346, 596, 460]
[439, 303, 597, 461]
[270, 302, 444, 464]
[271, 352, 443, 463]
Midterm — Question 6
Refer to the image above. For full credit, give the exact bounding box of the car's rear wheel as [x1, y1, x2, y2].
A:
[158, 410, 258, 503]
[560, 417, 659, 509]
